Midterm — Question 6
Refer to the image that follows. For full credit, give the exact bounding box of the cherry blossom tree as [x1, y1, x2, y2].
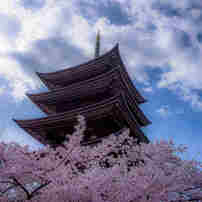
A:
[0, 115, 202, 201]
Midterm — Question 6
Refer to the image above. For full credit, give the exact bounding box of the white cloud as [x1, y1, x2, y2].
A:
[158, 83, 202, 111]
[0, 0, 75, 52]
[156, 105, 171, 118]
[61, 14, 95, 57]
[0, 86, 5, 95]
[177, 86, 202, 111]
[108, 0, 202, 111]
[143, 86, 153, 93]
[0, 0, 77, 100]
[0, 0, 201, 111]
[0, 56, 39, 101]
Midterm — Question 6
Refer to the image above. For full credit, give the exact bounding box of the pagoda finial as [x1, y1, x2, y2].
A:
[95, 30, 100, 58]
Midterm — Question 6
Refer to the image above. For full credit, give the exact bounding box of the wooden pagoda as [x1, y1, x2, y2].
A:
[13, 37, 151, 147]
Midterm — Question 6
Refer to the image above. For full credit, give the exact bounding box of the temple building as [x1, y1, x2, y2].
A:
[13, 34, 151, 147]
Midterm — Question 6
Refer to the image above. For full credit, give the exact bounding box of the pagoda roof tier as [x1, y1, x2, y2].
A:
[13, 92, 149, 145]
[27, 68, 151, 127]
[36, 44, 146, 104]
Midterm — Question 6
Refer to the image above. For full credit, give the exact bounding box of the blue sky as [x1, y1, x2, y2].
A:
[0, 0, 202, 161]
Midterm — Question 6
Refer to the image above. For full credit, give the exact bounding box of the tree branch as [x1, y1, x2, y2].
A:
[0, 185, 17, 195]
[12, 177, 31, 200]
[29, 181, 51, 199]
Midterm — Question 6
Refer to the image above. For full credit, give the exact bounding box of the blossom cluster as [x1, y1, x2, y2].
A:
[0, 115, 202, 201]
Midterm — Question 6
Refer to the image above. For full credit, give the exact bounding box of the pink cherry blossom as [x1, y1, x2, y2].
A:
[0, 115, 202, 201]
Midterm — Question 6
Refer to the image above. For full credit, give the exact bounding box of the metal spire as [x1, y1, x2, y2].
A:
[95, 30, 100, 58]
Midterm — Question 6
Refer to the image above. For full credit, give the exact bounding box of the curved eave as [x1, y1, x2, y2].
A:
[28, 68, 151, 126]
[14, 92, 129, 126]
[31, 64, 146, 106]
[28, 68, 117, 103]
[28, 68, 119, 115]
[36, 72, 57, 90]
[115, 47, 146, 104]
[36, 44, 146, 104]
[13, 92, 149, 144]
[36, 44, 119, 86]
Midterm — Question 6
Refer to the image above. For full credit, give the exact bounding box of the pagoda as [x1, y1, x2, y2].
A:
[13, 33, 151, 147]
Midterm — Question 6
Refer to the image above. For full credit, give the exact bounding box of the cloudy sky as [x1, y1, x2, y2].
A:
[0, 0, 202, 160]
